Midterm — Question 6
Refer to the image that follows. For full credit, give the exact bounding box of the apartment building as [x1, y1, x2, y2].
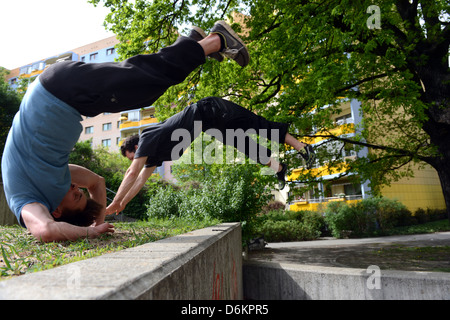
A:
[280, 98, 446, 213]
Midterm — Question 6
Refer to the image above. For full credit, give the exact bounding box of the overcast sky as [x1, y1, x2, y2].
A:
[0, 0, 114, 70]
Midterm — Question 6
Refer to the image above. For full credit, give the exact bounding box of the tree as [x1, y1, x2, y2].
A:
[0, 68, 21, 175]
[90, 0, 449, 218]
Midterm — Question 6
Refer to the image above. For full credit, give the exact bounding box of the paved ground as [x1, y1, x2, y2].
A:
[246, 232, 450, 272]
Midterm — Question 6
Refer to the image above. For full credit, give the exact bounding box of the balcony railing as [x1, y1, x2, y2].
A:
[291, 194, 363, 204]
[119, 117, 158, 130]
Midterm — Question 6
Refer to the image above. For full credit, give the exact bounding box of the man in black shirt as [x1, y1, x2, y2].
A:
[106, 97, 315, 215]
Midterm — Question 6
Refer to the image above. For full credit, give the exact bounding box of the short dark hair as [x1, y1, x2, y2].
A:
[54, 198, 103, 227]
[120, 134, 140, 157]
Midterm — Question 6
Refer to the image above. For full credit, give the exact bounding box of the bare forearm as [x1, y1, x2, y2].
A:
[114, 169, 139, 204]
[113, 157, 148, 204]
[89, 177, 107, 224]
[121, 166, 155, 206]
[21, 202, 114, 242]
[37, 221, 114, 243]
[41, 221, 92, 242]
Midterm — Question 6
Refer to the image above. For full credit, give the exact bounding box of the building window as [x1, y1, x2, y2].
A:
[102, 139, 111, 148]
[81, 56, 85, 62]
[106, 48, 115, 55]
[85, 126, 94, 134]
[90, 53, 98, 61]
[102, 123, 112, 131]
[335, 113, 352, 125]
[19, 66, 31, 75]
[128, 111, 139, 122]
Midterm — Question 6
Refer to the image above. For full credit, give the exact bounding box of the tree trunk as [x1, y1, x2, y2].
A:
[435, 165, 450, 223]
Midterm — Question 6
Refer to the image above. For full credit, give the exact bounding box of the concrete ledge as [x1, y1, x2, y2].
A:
[243, 261, 450, 300]
[0, 223, 242, 300]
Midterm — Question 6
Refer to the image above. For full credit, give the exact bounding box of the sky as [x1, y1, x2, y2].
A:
[0, 0, 115, 70]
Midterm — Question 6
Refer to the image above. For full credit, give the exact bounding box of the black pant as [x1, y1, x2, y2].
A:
[195, 97, 289, 165]
[40, 37, 205, 117]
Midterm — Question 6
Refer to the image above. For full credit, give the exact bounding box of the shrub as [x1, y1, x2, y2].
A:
[260, 201, 286, 215]
[324, 197, 412, 238]
[258, 220, 320, 242]
[413, 208, 448, 224]
[146, 164, 271, 241]
[146, 185, 182, 219]
[255, 209, 324, 242]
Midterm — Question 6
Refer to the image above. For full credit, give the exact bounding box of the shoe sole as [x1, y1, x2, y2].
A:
[212, 20, 250, 67]
[191, 26, 207, 39]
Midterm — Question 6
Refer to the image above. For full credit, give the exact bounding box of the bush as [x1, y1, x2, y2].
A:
[257, 220, 320, 242]
[413, 208, 448, 224]
[324, 197, 413, 238]
[255, 209, 324, 242]
[260, 201, 286, 215]
[146, 164, 271, 241]
[146, 185, 182, 219]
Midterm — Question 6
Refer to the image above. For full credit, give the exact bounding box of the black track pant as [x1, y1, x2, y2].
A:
[40, 37, 205, 117]
[195, 97, 289, 165]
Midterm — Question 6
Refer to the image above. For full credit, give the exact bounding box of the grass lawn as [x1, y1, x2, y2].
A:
[1, 217, 449, 279]
[0, 217, 220, 279]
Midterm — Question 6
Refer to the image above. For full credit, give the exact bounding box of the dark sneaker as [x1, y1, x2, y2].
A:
[298, 144, 316, 169]
[188, 26, 223, 62]
[210, 20, 250, 67]
[276, 163, 288, 190]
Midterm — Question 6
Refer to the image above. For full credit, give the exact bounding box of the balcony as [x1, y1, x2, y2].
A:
[303, 122, 355, 145]
[289, 160, 353, 180]
[119, 117, 158, 130]
[289, 194, 363, 211]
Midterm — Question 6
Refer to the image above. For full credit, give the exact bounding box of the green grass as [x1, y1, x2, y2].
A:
[0, 217, 220, 279]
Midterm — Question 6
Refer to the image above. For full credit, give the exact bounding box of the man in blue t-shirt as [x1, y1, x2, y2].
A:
[2, 21, 248, 242]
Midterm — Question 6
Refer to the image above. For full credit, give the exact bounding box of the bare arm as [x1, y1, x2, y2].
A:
[69, 164, 106, 224]
[22, 202, 114, 243]
[105, 157, 148, 215]
[119, 166, 155, 210]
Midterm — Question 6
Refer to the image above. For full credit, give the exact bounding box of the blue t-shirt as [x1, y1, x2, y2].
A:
[1, 78, 82, 226]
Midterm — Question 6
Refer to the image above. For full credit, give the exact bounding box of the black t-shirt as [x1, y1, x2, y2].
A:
[134, 104, 200, 167]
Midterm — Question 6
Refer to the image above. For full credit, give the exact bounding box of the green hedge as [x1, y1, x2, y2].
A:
[255, 210, 325, 242]
[322, 197, 447, 238]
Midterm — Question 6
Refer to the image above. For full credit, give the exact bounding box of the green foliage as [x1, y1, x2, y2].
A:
[322, 197, 432, 238]
[254, 209, 325, 242]
[147, 162, 271, 240]
[0, 68, 22, 175]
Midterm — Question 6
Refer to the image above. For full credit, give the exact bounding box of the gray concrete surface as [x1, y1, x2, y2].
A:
[0, 223, 242, 300]
[243, 232, 450, 300]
